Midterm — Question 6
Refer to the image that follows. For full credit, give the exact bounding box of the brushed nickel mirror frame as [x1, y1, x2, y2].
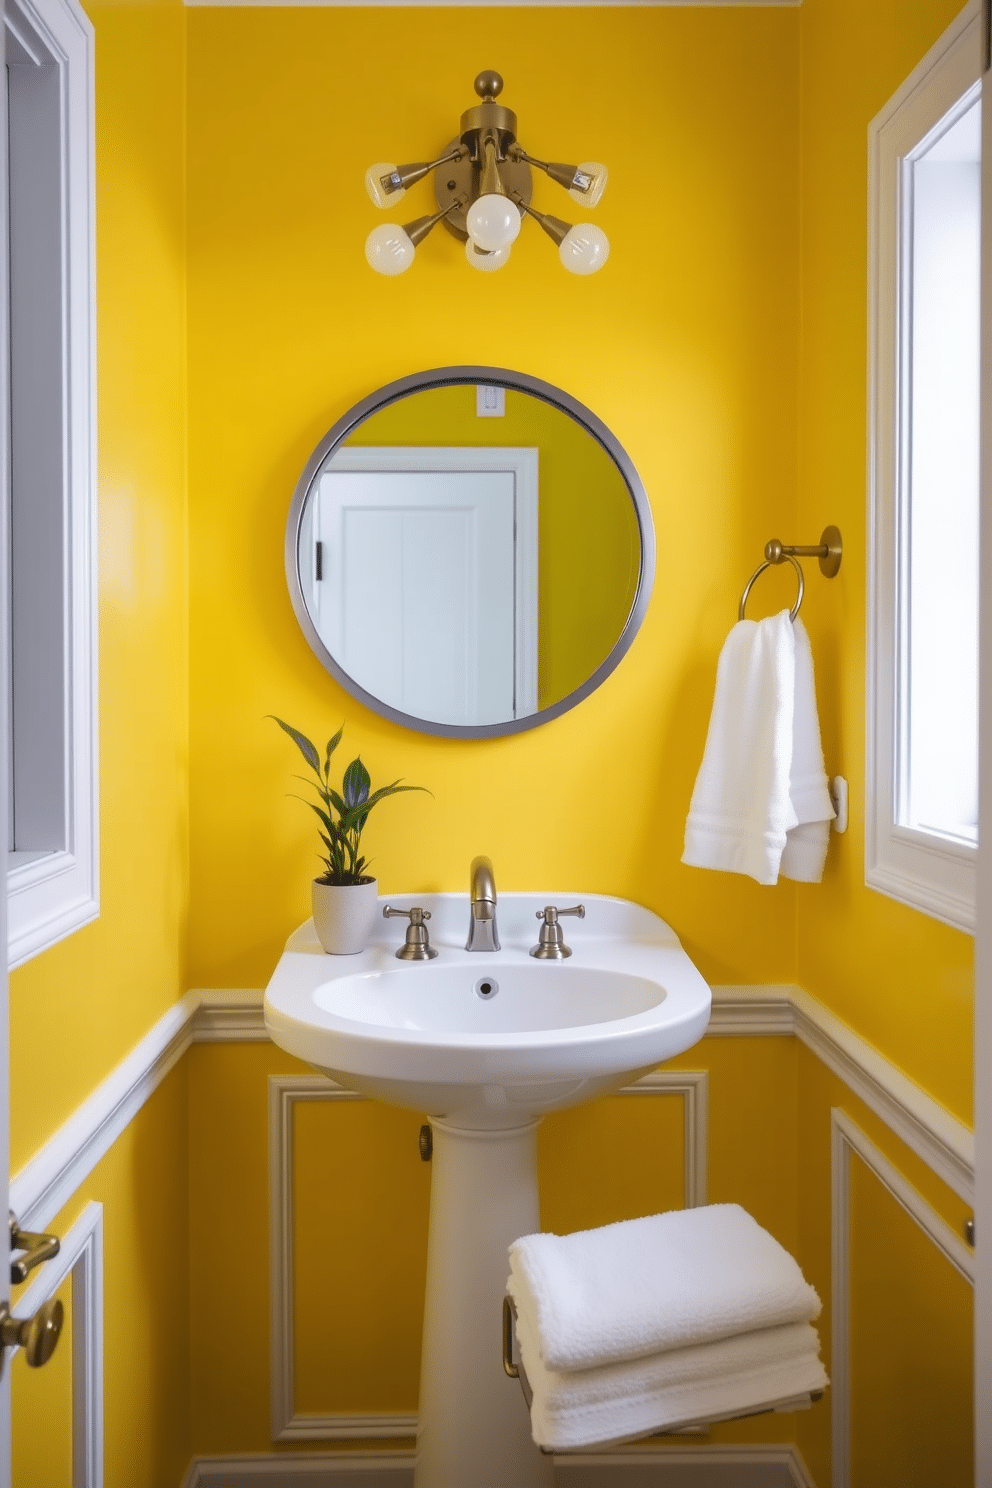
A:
[284, 365, 656, 740]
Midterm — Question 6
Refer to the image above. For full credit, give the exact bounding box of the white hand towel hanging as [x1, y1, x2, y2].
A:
[780, 619, 835, 882]
[681, 611, 798, 885]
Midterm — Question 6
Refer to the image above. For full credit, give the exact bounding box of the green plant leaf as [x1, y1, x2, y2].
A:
[363, 781, 430, 811]
[324, 725, 345, 776]
[269, 716, 320, 774]
[342, 757, 371, 808]
[326, 789, 348, 820]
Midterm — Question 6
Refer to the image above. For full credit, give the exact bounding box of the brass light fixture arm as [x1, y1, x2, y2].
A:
[509, 145, 589, 195]
[478, 130, 506, 197]
[379, 146, 466, 199]
[404, 194, 469, 247]
[512, 194, 571, 247]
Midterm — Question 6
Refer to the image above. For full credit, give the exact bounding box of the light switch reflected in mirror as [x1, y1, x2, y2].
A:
[285, 368, 655, 739]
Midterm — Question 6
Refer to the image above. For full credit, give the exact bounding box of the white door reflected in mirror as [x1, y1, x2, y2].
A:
[308, 450, 538, 727]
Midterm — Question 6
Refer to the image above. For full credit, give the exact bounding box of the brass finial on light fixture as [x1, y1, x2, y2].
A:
[363, 70, 610, 276]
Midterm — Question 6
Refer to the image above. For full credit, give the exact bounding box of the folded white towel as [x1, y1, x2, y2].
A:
[682, 613, 833, 885]
[506, 1204, 821, 1374]
[513, 1310, 829, 1450]
[682, 612, 798, 885]
[780, 620, 835, 882]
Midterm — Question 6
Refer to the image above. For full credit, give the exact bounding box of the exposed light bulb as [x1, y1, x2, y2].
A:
[568, 161, 608, 208]
[465, 239, 511, 272]
[466, 194, 521, 253]
[365, 162, 404, 209]
[365, 224, 415, 275]
[559, 224, 610, 275]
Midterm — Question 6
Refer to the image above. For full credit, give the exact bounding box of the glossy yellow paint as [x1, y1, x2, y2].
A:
[341, 384, 639, 707]
[9, 0, 189, 1170]
[186, 5, 803, 993]
[6, 2, 977, 1479]
[850, 1159, 972, 1486]
[11, 1276, 73, 1488]
[796, 0, 974, 1120]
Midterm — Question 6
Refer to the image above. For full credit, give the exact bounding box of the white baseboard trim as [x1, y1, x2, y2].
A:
[10, 983, 972, 1248]
[182, 1444, 814, 1487]
[181, 1449, 413, 1487]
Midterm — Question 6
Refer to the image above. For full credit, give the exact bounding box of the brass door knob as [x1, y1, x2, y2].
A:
[0, 1297, 63, 1368]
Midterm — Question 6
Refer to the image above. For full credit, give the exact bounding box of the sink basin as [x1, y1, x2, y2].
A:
[264, 891, 712, 1127]
[264, 891, 711, 1488]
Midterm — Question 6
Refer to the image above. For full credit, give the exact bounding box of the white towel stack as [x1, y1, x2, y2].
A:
[682, 613, 835, 885]
[506, 1204, 828, 1451]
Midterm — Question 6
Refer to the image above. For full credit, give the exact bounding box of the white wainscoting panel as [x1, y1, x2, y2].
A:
[267, 1070, 708, 1443]
[14, 1201, 103, 1488]
[829, 1108, 973, 1488]
[267, 1074, 419, 1442]
[710, 985, 974, 1203]
[617, 1070, 708, 1207]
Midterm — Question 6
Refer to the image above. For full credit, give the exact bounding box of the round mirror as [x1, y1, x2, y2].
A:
[285, 367, 655, 739]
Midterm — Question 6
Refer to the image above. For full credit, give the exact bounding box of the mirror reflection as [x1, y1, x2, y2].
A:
[290, 376, 650, 736]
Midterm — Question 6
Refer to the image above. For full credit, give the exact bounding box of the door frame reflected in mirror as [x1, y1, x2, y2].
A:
[284, 366, 656, 739]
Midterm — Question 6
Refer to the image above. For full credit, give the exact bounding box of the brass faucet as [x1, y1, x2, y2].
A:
[466, 855, 499, 951]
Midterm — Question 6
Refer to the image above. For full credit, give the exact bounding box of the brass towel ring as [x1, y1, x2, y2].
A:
[739, 553, 804, 623]
[737, 526, 842, 624]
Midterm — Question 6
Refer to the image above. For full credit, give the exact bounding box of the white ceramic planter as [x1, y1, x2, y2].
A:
[311, 878, 379, 955]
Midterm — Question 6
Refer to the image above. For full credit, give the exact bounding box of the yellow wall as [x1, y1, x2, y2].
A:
[9, 0, 190, 1170]
[341, 384, 640, 707]
[7, 2, 977, 1482]
[8, 1, 191, 1481]
[796, 0, 974, 1122]
[186, 5, 803, 991]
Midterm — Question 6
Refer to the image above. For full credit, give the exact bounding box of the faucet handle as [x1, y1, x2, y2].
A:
[530, 904, 585, 960]
[382, 905, 438, 961]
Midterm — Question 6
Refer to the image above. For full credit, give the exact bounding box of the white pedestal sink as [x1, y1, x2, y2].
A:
[264, 892, 712, 1488]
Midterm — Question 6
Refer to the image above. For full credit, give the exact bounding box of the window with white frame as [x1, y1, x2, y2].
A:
[5, 0, 97, 967]
[868, 0, 981, 932]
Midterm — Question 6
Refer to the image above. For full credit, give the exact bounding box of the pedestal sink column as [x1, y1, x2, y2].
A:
[414, 1118, 555, 1488]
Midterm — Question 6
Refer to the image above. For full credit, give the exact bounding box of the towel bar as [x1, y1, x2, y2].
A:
[738, 525, 842, 622]
[502, 1293, 823, 1451]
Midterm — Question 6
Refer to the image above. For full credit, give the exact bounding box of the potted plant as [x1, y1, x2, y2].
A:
[271, 717, 427, 954]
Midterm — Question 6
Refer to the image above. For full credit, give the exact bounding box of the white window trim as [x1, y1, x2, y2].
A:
[5, 0, 97, 969]
[867, 0, 981, 934]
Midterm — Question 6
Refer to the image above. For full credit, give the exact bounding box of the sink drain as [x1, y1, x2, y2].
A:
[474, 976, 499, 1000]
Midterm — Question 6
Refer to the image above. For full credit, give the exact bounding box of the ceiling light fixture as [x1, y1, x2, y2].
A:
[364, 70, 609, 276]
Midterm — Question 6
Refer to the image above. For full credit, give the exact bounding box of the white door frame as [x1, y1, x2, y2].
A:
[0, 0, 14, 1475]
[975, 6, 992, 1482]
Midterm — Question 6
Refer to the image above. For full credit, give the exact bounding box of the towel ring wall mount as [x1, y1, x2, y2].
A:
[738, 525, 842, 623]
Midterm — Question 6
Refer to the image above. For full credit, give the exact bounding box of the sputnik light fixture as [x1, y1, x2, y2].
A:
[364, 70, 609, 277]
